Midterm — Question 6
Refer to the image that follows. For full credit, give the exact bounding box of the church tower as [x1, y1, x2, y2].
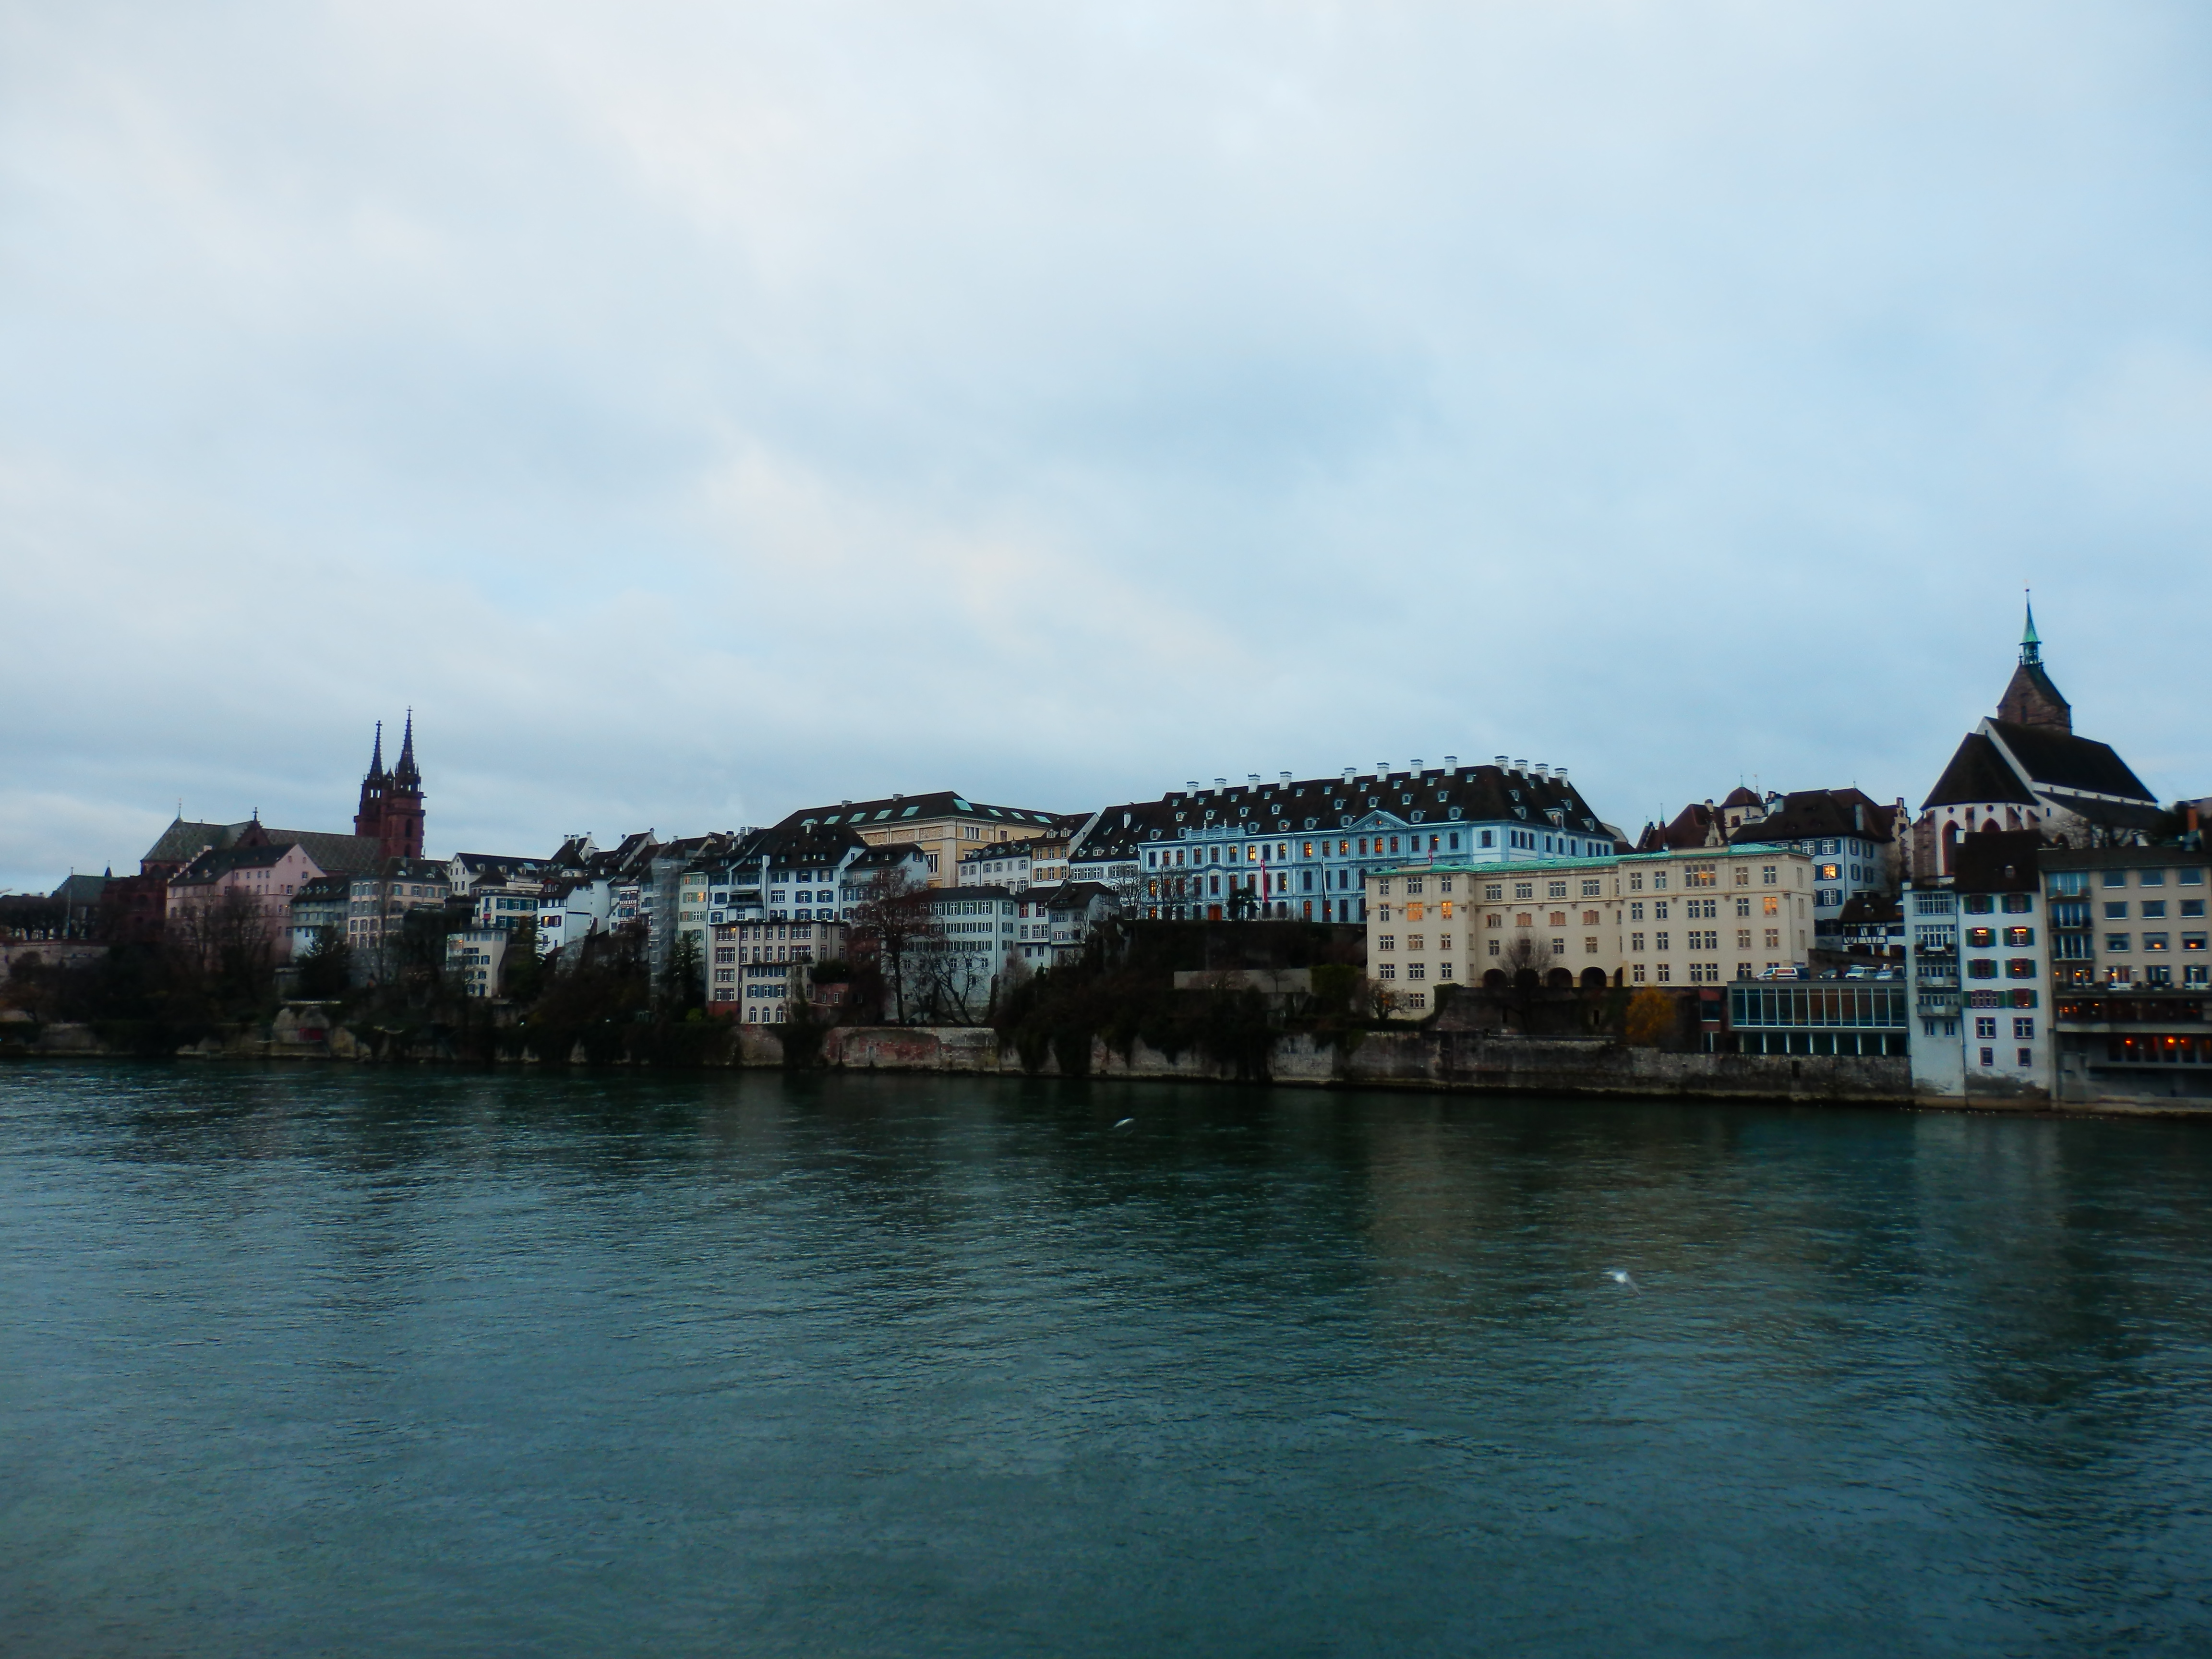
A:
[1996, 598, 2071, 732]
[354, 721, 388, 841]
[383, 711, 426, 860]
[353, 715, 427, 860]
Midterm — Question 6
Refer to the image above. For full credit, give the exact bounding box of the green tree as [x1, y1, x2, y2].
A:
[295, 925, 354, 999]
[661, 930, 704, 1015]
[503, 918, 546, 1003]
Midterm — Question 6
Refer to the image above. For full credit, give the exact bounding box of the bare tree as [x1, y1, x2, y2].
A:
[1498, 932, 1556, 1031]
[170, 887, 276, 1009]
[846, 865, 943, 1024]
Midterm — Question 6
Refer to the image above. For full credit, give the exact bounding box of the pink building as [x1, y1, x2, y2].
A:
[166, 839, 327, 962]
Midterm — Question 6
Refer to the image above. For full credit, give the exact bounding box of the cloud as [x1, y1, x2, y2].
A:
[1, 0, 2208, 887]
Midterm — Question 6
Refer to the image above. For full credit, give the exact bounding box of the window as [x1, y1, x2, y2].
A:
[1582, 910, 1599, 925]
[2140, 869, 2165, 888]
[2004, 927, 2034, 947]
[2182, 869, 2206, 887]
[1549, 912, 1566, 927]
[1582, 880, 1601, 897]
[1980, 1047, 1995, 1067]
[1407, 935, 1424, 951]
[1485, 884, 1503, 901]
[1968, 960, 1998, 979]
[1377, 963, 1395, 979]
[1762, 866, 1777, 886]
[2185, 901, 2207, 919]
[2144, 934, 2171, 952]
[1735, 897, 1751, 917]
[2018, 1048, 2034, 1068]
[2104, 870, 2127, 887]
[1632, 964, 1646, 983]
[1656, 963, 1671, 982]
[1486, 914, 1502, 928]
[1514, 882, 1533, 900]
[1975, 1017, 1996, 1039]
[1379, 936, 1395, 952]
[2106, 935, 2131, 953]
[1585, 936, 1598, 954]
[2013, 1018, 2034, 1039]
[1630, 902, 1644, 921]
[2105, 901, 2129, 919]
[1630, 873, 1645, 891]
[2006, 958, 2036, 979]
[1964, 894, 1994, 914]
[1654, 932, 1670, 951]
[1762, 896, 1779, 916]
[2002, 894, 2032, 914]
[2186, 934, 2209, 953]
[1631, 933, 1646, 951]
[1489, 940, 1501, 957]
[1548, 881, 1567, 899]
[2142, 901, 2168, 919]
[1654, 902, 1670, 920]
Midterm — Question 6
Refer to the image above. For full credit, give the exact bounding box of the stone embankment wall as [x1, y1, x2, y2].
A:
[759, 1025, 1915, 1106]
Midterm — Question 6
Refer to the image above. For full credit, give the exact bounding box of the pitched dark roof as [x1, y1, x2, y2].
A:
[142, 818, 231, 867]
[1066, 764, 1614, 861]
[1922, 733, 2039, 810]
[1728, 789, 1897, 846]
[1986, 721, 2154, 803]
[1720, 786, 1763, 809]
[775, 791, 1067, 832]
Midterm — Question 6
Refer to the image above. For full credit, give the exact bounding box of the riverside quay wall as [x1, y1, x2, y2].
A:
[745, 1025, 1916, 1106]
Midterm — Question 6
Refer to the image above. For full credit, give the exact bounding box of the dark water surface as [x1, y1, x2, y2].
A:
[4, 1067, 2212, 1656]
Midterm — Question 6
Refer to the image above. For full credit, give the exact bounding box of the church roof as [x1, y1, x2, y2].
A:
[1922, 733, 2038, 810]
[1986, 720, 2154, 803]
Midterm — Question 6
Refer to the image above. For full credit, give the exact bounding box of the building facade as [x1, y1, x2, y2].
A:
[1117, 759, 1625, 926]
[1364, 842, 1817, 1016]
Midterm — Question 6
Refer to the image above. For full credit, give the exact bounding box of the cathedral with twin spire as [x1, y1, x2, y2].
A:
[354, 713, 427, 861]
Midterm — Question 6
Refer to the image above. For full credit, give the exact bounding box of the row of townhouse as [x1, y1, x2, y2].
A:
[1067, 758, 1624, 927]
[1638, 786, 1909, 938]
[1903, 833, 2210, 1106]
[1362, 842, 1820, 1015]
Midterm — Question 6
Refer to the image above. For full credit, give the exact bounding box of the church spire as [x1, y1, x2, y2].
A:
[394, 709, 420, 785]
[367, 720, 386, 780]
[1997, 601, 2069, 732]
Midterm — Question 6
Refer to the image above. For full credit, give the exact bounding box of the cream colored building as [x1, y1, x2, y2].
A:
[1365, 843, 1816, 1015]
[774, 792, 1071, 888]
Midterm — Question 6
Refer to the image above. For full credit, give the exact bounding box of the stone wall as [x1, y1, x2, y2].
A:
[755, 1023, 1917, 1105]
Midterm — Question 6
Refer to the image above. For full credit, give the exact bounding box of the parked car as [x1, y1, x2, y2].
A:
[1757, 965, 1806, 981]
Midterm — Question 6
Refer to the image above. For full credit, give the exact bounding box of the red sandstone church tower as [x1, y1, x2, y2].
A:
[354, 713, 426, 860]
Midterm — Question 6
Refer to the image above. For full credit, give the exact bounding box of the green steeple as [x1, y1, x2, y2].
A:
[2020, 594, 2040, 664]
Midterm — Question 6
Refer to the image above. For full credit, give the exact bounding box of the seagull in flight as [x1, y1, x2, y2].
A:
[1604, 1267, 1640, 1293]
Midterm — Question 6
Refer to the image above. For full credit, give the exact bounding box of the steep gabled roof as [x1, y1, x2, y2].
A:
[1986, 720, 2155, 803]
[1922, 733, 2039, 810]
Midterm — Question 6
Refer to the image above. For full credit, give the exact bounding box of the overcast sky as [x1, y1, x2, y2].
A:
[3, 1, 2207, 888]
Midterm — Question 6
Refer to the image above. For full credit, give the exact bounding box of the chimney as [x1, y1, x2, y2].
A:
[1343, 767, 1356, 783]
[1248, 774, 1261, 786]
[1554, 766, 1568, 783]
[1444, 754, 1458, 772]
[1494, 755, 1509, 769]
[1411, 758, 1423, 773]
[1279, 771, 1291, 784]
[1534, 763, 1549, 778]
[1514, 759, 1528, 773]
[1214, 778, 1226, 789]
[1186, 781, 1200, 792]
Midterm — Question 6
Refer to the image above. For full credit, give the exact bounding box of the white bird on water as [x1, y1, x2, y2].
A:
[1604, 1267, 1640, 1293]
[1112, 1117, 1136, 1130]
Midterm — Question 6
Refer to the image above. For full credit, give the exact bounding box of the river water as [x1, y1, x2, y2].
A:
[4, 1066, 2210, 1656]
